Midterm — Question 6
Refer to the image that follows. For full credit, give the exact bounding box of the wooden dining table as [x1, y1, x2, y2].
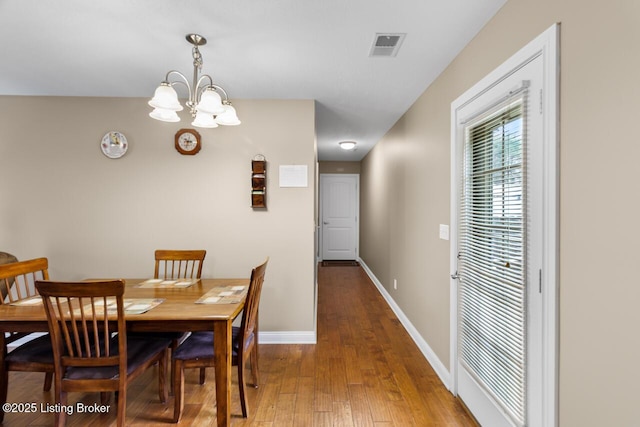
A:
[0, 277, 249, 427]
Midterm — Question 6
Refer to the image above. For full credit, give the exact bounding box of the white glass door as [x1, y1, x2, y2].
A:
[452, 51, 546, 427]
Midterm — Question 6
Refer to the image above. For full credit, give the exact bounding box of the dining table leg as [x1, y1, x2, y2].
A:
[213, 319, 232, 427]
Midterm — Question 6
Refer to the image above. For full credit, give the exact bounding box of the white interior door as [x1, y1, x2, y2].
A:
[450, 25, 558, 427]
[320, 174, 358, 260]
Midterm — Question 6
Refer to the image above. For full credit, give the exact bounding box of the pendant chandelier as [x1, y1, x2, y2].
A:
[148, 34, 240, 128]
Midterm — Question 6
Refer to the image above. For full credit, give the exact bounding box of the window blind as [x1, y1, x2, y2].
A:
[458, 94, 527, 426]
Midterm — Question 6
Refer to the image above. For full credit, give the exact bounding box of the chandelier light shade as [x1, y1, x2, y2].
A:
[149, 83, 183, 111]
[191, 111, 219, 128]
[214, 104, 241, 126]
[149, 34, 240, 128]
[196, 88, 225, 115]
[149, 107, 180, 122]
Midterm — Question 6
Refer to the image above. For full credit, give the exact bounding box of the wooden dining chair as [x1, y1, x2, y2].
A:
[146, 249, 207, 392]
[172, 258, 268, 422]
[0, 257, 55, 422]
[154, 249, 206, 280]
[35, 279, 171, 427]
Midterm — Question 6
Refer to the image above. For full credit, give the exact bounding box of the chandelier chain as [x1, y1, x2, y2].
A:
[192, 46, 203, 71]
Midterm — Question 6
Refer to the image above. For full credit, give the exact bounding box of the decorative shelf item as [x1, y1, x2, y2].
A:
[251, 154, 266, 209]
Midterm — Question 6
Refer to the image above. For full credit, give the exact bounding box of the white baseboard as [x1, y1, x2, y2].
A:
[7, 332, 316, 351]
[358, 259, 453, 391]
[259, 331, 316, 344]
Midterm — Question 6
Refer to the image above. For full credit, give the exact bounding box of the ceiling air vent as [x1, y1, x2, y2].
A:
[369, 33, 406, 57]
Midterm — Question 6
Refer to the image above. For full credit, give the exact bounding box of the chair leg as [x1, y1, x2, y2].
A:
[158, 350, 168, 404]
[199, 367, 206, 385]
[173, 359, 185, 423]
[250, 346, 259, 387]
[238, 360, 249, 418]
[43, 372, 53, 391]
[117, 386, 126, 427]
[169, 339, 177, 396]
[100, 392, 110, 405]
[169, 333, 189, 396]
[56, 391, 68, 427]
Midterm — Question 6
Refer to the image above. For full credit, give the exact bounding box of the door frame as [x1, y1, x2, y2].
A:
[318, 173, 360, 261]
[449, 24, 559, 427]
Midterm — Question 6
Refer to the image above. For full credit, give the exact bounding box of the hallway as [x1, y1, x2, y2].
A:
[300, 264, 476, 426]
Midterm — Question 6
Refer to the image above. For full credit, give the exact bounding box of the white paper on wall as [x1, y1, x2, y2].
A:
[279, 165, 308, 187]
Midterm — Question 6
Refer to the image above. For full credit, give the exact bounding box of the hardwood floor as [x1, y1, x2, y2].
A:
[2, 264, 476, 426]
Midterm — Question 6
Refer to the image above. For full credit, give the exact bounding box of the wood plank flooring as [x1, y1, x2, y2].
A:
[2, 264, 476, 426]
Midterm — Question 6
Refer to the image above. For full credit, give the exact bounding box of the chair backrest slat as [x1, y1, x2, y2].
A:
[0, 257, 49, 304]
[154, 250, 206, 279]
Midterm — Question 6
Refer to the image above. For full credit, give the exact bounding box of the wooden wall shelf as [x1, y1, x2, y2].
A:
[251, 157, 266, 209]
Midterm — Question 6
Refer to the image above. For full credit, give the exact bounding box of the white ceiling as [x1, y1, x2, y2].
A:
[0, 0, 506, 161]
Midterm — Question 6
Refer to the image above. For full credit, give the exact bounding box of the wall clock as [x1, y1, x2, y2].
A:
[100, 131, 128, 159]
[175, 128, 201, 155]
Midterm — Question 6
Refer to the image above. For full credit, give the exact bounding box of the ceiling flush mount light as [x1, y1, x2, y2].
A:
[339, 141, 357, 150]
[149, 34, 240, 128]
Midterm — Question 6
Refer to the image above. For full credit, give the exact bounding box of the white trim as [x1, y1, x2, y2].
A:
[450, 23, 559, 427]
[8, 331, 319, 348]
[540, 24, 560, 427]
[6, 332, 47, 352]
[358, 258, 452, 391]
[259, 331, 317, 344]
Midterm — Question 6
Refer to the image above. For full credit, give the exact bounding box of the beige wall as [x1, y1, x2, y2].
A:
[0, 96, 317, 335]
[360, 1, 640, 426]
[318, 161, 361, 174]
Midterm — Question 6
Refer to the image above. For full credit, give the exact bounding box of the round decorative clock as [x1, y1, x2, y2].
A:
[100, 131, 128, 159]
[175, 128, 201, 155]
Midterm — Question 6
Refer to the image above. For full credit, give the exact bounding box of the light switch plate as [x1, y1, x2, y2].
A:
[439, 224, 450, 240]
